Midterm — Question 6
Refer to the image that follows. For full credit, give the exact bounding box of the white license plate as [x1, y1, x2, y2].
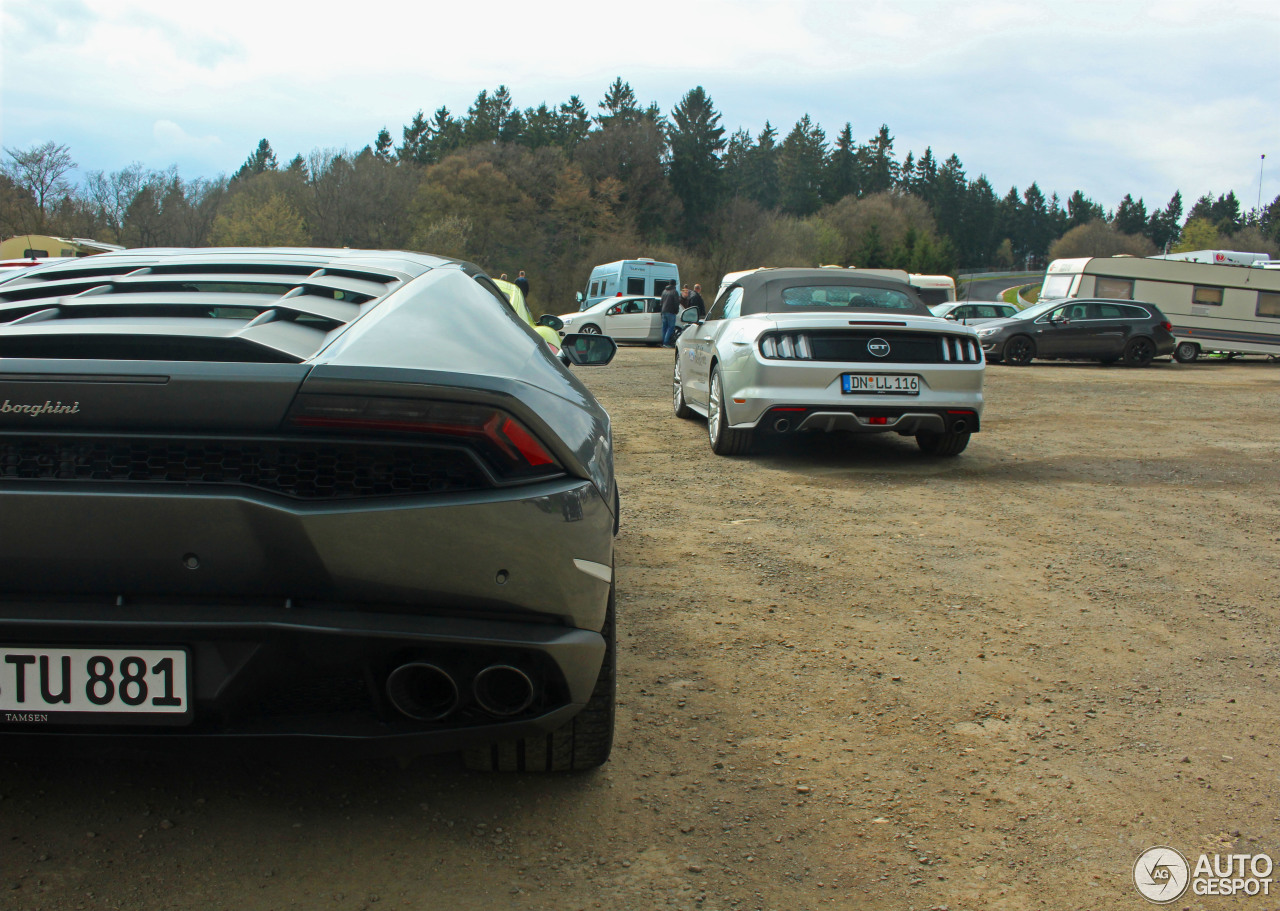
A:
[1, 646, 190, 725]
[842, 373, 920, 395]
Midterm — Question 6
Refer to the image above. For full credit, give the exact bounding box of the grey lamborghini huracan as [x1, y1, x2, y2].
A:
[0, 247, 618, 771]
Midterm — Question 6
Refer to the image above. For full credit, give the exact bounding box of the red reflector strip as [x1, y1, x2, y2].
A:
[866, 416, 889, 425]
[500, 418, 555, 466]
[946, 410, 976, 415]
[292, 416, 479, 435]
[770, 407, 808, 412]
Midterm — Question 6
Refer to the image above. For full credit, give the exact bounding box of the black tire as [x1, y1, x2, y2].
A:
[1123, 336, 1156, 367]
[463, 581, 615, 772]
[707, 367, 752, 455]
[1173, 341, 1200, 363]
[579, 324, 601, 335]
[673, 354, 693, 419]
[916, 430, 971, 456]
[1003, 335, 1035, 366]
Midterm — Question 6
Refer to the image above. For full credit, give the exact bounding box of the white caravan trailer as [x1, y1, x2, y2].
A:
[580, 259, 680, 309]
[908, 274, 957, 307]
[1040, 255, 1280, 362]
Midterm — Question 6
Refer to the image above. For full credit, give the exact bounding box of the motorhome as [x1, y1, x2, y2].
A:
[0, 235, 124, 259]
[1040, 254, 1280, 362]
[580, 259, 680, 309]
[908, 274, 957, 307]
[1152, 250, 1270, 266]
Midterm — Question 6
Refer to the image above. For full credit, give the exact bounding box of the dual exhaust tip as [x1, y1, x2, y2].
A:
[385, 662, 534, 722]
[772, 416, 969, 433]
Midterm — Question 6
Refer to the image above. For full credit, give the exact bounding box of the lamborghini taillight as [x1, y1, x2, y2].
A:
[287, 395, 562, 482]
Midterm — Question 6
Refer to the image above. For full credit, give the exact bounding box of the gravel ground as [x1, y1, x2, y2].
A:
[3, 348, 1279, 911]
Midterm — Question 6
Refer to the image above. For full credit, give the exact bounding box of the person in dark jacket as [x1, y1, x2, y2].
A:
[688, 283, 705, 320]
[515, 270, 530, 302]
[659, 281, 681, 347]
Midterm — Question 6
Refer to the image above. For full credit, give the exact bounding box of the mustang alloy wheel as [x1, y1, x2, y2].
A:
[673, 355, 692, 418]
[707, 368, 752, 455]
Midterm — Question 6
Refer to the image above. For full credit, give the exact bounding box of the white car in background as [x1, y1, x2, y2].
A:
[929, 300, 1020, 324]
[672, 268, 985, 456]
[558, 294, 664, 344]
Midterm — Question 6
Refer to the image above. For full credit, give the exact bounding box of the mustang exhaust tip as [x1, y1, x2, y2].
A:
[386, 663, 460, 721]
[952, 419, 968, 433]
[773, 418, 791, 433]
[473, 664, 535, 717]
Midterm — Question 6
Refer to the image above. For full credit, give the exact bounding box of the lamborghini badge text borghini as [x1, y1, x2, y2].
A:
[0, 400, 81, 417]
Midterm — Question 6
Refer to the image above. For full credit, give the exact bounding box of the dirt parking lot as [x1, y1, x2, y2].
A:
[4, 348, 1280, 911]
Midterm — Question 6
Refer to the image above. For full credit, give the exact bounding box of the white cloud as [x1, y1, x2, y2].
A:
[2, 0, 1277, 208]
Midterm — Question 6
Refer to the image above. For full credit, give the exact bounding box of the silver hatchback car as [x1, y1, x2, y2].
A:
[672, 268, 985, 456]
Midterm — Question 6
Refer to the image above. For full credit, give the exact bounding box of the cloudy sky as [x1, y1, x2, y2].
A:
[2, 0, 1276, 215]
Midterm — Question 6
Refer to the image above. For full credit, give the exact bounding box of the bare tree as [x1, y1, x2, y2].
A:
[3, 141, 77, 219]
[84, 163, 148, 241]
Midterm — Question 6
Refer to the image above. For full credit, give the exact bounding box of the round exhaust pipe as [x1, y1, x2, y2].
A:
[386, 662, 460, 721]
[473, 664, 535, 717]
[773, 418, 791, 433]
[952, 419, 968, 433]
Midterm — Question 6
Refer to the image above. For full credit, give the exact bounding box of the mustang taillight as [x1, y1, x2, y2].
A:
[287, 395, 562, 481]
[759, 332, 813, 359]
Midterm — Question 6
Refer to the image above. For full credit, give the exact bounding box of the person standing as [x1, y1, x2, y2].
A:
[515, 270, 530, 303]
[688, 283, 705, 320]
[659, 280, 681, 347]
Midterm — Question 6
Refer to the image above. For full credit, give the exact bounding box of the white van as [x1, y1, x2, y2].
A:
[580, 259, 680, 309]
[1041, 254, 1280, 361]
[908, 274, 957, 307]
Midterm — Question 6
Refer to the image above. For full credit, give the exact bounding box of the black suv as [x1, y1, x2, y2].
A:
[977, 298, 1175, 367]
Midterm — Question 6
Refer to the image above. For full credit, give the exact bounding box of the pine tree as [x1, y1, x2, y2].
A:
[374, 128, 393, 161]
[557, 97, 593, 154]
[824, 124, 860, 203]
[597, 78, 641, 127]
[747, 123, 780, 211]
[778, 115, 827, 216]
[1113, 194, 1148, 236]
[233, 139, 278, 181]
[668, 86, 727, 243]
[1065, 190, 1104, 229]
[398, 111, 431, 165]
[861, 125, 897, 196]
[1147, 191, 1183, 251]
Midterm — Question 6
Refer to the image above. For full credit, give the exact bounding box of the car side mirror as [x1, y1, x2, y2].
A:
[560, 333, 617, 367]
[538, 314, 564, 331]
[575, 291, 584, 304]
[606, 305, 621, 316]
[679, 306, 701, 324]
[944, 313, 957, 320]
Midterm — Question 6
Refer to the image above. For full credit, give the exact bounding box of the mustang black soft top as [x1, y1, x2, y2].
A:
[722, 267, 931, 317]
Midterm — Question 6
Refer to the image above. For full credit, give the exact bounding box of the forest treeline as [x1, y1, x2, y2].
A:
[3, 79, 1278, 312]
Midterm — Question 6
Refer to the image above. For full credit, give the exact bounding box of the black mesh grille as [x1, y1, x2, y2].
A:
[808, 331, 946, 363]
[0, 436, 492, 499]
